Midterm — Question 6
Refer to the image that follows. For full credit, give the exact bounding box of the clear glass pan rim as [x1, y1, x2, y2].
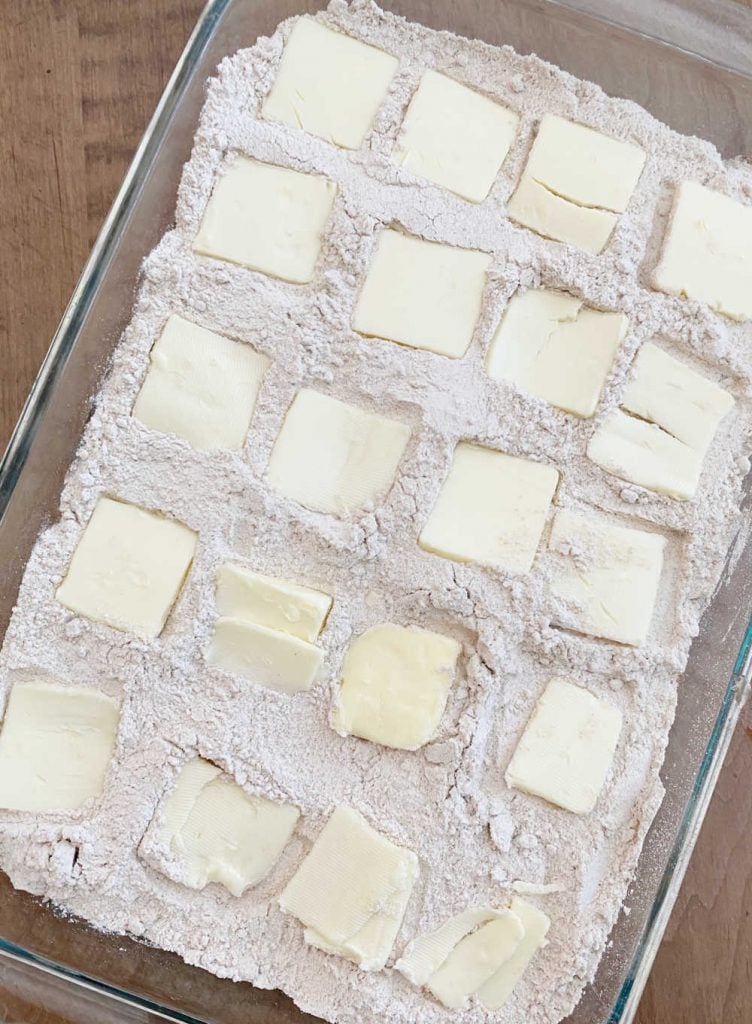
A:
[1, 1, 751, 1022]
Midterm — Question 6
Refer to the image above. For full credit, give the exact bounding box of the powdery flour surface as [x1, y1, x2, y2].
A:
[1, 3, 752, 1022]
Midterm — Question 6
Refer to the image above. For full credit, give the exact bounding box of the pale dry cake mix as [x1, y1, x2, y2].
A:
[1, 2, 751, 1023]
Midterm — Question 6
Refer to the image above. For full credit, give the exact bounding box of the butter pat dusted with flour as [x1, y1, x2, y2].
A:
[133, 315, 269, 450]
[209, 563, 330, 693]
[622, 343, 734, 451]
[215, 564, 331, 643]
[587, 342, 734, 499]
[508, 115, 645, 254]
[352, 229, 491, 358]
[56, 498, 197, 638]
[279, 805, 419, 970]
[332, 623, 460, 750]
[548, 508, 665, 646]
[419, 443, 559, 574]
[393, 71, 519, 202]
[208, 618, 324, 694]
[486, 288, 627, 417]
[0, 681, 119, 812]
[396, 909, 504, 987]
[193, 157, 336, 283]
[477, 898, 551, 1009]
[267, 388, 410, 515]
[396, 901, 547, 1010]
[148, 758, 299, 896]
[653, 180, 752, 321]
[261, 18, 398, 149]
[426, 914, 525, 1009]
[505, 677, 622, 814]
[588, 410, 702, 500]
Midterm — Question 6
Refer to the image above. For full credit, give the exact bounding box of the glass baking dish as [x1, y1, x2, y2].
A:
[1, 1, 751, 1022]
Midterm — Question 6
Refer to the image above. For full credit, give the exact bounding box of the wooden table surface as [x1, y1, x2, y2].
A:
[1, 2, 751, 1023]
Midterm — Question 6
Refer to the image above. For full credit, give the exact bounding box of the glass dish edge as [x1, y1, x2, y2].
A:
[0, 1, 751, 1022]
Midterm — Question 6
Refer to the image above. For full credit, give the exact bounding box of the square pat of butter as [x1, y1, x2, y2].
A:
[419, 443, 559, 575]
[56, 498, 197, 638]
[507, 115, 645, 254]
[486, 288, 627, 417]
[279, 805, 419, 971]
[133, 315, 269, 451]
[548, 508, 665, 646]
[267, 388, 411, 515]
[332, 623, 460, 750]
[352, 229, 491, 358]
[193, 157, 337, 284]
[505, 677, 622, 814]
[653, 181, 752, 321]
[393, 71, 519, 202]
[148, 758, 299, 896]
[261, 18, 398, 150]
[0, 681, 119, 812]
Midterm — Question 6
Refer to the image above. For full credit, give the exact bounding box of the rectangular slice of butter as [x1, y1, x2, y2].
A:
[587, 342, 734, 500]
[352, 229, 491, 358]
[507, 174, 617, 256]
[215, 563, 332, 643]
[587, 410, 703, 500]
[261, 18, 398, 150]
[419, 443, 559, 575]
[396, 903, 548, 1010]
[486, 288, 627, 417]
[505, 678, 622, 815]
[56, 498, 197, 638]
[193, 157, 337, 284]
[621, 342, 734, 452]
[478, 898, 551, 1010]
[332, 623, 460, 750]
[426, 912, 525, 1010]
[396, 908, 502, 987]
[393, 71, 519, 202]
[208, 617, 323, 694]
[267, 388, 410, 516]
[279, 805, 419, 971]
[133, 315, 269, 451]
[0, 681, 119, 812]
[548, 509, 665, 647]
[154, 757, 299, 896]
[653, 180, 752, 321]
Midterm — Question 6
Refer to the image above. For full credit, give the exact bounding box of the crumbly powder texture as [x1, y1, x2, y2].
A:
[1, 3, 752, 1023]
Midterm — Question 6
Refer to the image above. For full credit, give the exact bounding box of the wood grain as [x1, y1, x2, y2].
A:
[0, 3, 751, 1023]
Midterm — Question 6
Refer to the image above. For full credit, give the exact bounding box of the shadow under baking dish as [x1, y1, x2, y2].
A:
[1, 1, 752, 1022]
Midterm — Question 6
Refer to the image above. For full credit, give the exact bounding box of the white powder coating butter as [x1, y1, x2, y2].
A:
[0, 3, 751, 1024]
